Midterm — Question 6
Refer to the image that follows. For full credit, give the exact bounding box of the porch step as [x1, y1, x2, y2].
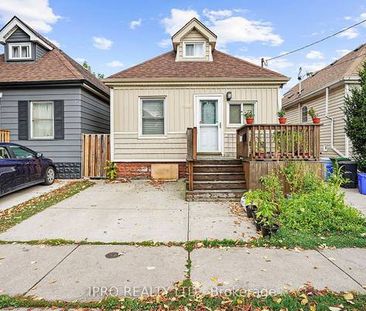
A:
[193, 164, 243, 173]
[186, 158, 247, 201]
[194, 159, 242, 165]
[186, 189, 245, 202]
[187, 180, 246, 190]
[194, 172, 245, 181]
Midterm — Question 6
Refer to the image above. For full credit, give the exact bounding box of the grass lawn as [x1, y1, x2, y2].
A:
[0, 180, 94, 233]
[1, 286, 365, 310]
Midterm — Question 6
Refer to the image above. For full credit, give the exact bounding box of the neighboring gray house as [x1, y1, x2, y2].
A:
[0, 16, 110, 178]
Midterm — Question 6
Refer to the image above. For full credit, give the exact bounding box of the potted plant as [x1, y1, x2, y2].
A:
[243, 111, 255, 125]
[277, 109, 287, 124]
[344, 62, 366, 195]
[255, 201, 280, 237]
[308, 107, 320, 124]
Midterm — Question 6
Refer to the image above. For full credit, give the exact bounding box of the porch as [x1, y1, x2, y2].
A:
[186, 124, 322, 201]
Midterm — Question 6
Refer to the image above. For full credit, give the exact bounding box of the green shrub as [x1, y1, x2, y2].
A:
[105, 160, 117, 180]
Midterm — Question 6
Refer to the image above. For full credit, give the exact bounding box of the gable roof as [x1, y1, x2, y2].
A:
[0, 16, 109, 97]
[105, 50, 289, 83]
[171, 18, 217, 51]
[283, 44, 366, 107]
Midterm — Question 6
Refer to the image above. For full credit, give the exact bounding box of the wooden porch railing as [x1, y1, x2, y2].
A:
[186, 127, 197, 191]
[236, 124, 321, 161]
[0, 130, 10, 143]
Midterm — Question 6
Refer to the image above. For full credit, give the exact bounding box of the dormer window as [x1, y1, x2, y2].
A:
[8, 42, 31, 60]
[184, 42, 204, 58]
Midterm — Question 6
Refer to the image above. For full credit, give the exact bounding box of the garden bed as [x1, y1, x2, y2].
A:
[243, 163, 366, 249]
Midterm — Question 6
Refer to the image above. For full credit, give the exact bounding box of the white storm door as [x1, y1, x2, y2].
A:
[197, 97, 222, 153]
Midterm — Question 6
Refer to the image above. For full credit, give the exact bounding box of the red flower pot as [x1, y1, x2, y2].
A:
[278, 117, 287, 124]
[312, 117, 321, 124]
[246, 117, 254, 125]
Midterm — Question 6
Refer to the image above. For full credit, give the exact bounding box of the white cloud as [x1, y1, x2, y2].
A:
[239, 55, 293, 71]
[0, 0, 60, 33]
[160, 8, 283, 49]
[203, 9, 232, 21]
[344, 16, 352, 20]
[158, 38, 171, 48]
[336, 49, 351, 57]
[129, 18, 142, 30]
[161, 8, 199, 35]
[92, 36, 113, 50]
[211, 16, 283, 48]
[306, 50, 324, 60]
[338, 28, 358, 39]
[107, 60, 124, 68]
[301, 62, 327, 73]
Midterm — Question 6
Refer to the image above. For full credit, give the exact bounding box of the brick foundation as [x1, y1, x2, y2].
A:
[116, 162, 186, 179]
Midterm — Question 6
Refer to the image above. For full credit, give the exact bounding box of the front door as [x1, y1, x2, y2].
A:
[196, 96, 222, 153]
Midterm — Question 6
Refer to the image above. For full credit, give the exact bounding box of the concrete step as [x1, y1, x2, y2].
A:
[189, 180, 246, 190]
[194, 172, 245, 181]
[186, 189, 245, 202]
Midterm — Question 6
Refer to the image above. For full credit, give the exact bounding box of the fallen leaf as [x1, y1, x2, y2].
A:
[328, 307, 341, 311]
[343, 292, 354, 301]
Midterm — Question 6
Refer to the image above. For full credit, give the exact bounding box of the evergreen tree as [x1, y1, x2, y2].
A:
[344, 62, 366, 172]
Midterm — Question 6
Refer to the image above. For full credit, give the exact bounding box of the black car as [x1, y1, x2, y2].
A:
[0, 143, 56, 197]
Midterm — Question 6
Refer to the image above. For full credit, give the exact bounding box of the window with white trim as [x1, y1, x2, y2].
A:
[8, 42, 32, 60]
[228, 102, 255, 126]
[141, 98, 165, 136]
[184, 42, 204, 58]
[31, 101, 54, 139]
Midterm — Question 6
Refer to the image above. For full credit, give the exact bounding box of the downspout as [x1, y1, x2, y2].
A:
[344, 84, 350, 158]
[324, 87, 345, 157]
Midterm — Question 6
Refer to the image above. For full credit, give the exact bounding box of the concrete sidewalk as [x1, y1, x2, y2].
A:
[0, 244, 365, 301]
[344, 188, 366, 216]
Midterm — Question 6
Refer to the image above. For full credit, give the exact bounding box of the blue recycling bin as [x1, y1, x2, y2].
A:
[358, 173, 366, 195]
[320, 158, 333, 180]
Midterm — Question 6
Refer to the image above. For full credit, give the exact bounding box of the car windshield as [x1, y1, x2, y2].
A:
[0, 147, 10, 159]
[9, 146, 35, 159]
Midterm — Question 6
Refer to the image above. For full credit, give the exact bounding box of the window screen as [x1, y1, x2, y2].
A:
[142, 99, 164, 135]
[229, 104, 241, 124]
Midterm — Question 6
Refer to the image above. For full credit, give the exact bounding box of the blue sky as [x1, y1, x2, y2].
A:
[1, 0, 366, 90]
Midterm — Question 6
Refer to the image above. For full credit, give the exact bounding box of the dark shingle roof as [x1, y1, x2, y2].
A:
[283, 44, 366, 107]
[106, 50, 289, 81]
[0, 18, 109, 96]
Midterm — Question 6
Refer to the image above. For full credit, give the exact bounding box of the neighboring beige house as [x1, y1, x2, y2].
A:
[283, 44, 366, 158]
[105, 18, 288, 179]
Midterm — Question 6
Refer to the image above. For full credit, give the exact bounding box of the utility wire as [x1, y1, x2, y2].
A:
[264, 18, 366, 64]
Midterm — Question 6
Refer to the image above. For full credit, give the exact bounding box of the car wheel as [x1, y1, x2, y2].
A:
[43, 166, 56, 185]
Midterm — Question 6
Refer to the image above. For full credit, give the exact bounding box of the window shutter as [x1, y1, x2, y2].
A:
[54, 100, 64, 140]
[18, 101, 29, 140]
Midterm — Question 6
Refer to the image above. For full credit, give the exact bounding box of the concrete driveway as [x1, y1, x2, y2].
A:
[0, 180, 69, 212]
[0, 180, 256, 243]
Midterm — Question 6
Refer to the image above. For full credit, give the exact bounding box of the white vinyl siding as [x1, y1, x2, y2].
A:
[113, 85, 279, 160]
[284, 86, 348, 157]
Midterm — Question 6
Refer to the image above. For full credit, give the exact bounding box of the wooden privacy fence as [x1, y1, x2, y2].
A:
[0, 130, 10, 142]
[82, 134, 110, 178]
[237, 124, 321, 161]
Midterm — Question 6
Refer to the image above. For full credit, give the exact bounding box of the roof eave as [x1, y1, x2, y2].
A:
[283, 77, 360, 108]
[104, 76, 289, 86]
